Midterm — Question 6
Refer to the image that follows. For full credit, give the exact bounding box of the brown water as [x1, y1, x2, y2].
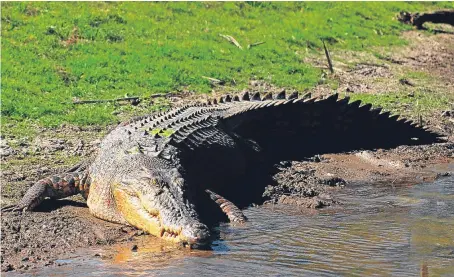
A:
[12, 175, 454, 277]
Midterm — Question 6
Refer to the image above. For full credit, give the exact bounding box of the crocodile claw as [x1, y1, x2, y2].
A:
[1, 204, 23, 213]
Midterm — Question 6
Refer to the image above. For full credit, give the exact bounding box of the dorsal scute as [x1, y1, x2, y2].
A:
[325, 93, 339, 102]
[262, 93, 273, 100]
[348, 99, 362, 109]
[359, 103, 372, 111]
[389, 114, 399, 121]
[380, 111, 391, 118]
[241, 91, 250, 101]
[251, 92, 261, 101]
[276, 90, 286, 99]
[287, 91, 298, 100]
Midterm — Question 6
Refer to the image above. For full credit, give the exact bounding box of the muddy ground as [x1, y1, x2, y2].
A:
[2, 30, 454, 273]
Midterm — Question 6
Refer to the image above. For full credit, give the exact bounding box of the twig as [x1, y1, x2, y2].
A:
[321, 39, 334, 74]
[71, 97, 140, 105]
[149, 93, 166, 99]
[219, 34, 243, 49]
[202, 76, 225, 85]
[356, 62, 389, 69]
[149, 92, 183, 99]
[247, 41, 265, 49]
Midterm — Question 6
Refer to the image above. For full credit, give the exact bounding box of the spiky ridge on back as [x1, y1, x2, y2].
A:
[109, 91, 441, 163]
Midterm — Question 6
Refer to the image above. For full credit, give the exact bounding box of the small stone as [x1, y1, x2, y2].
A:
[399, 78, 414, 86]
[0, 148, 13, 157]
[0, 139, 8, 147]
[279, 161, 292, 167]
[131, 245, 138, 252]
[436, 172, 451, 179]
[44, 260, 53, 266]
[312, 155, 322, 163]
[441, 110, 452, 117]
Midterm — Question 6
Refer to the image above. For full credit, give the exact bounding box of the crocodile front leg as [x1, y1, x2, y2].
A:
[2, 171, 90, 212]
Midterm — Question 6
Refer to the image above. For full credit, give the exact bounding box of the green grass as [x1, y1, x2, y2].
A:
[2, 2, 453, 136]
[402, 70, 431, 81]
[348, 91, 453, 119]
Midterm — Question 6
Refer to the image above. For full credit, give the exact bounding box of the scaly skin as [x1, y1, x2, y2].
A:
[4, 92, 442, 247]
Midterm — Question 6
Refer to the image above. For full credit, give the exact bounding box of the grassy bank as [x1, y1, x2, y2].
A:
[1, 2, 452, 136]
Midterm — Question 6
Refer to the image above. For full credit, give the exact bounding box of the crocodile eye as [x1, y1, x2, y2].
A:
[155, 187, 164, 196]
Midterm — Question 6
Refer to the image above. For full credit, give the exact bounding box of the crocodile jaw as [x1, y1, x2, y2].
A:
[113, 185, 209, 246]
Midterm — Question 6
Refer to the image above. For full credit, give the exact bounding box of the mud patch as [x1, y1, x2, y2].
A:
[0, 203, 140, 272]
[264, 161, 345, 209]
[264, 143, 454, 212]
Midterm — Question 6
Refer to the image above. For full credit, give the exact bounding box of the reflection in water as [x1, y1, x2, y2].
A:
[110, 236, 214, 272]
[13, 176, 454, 277]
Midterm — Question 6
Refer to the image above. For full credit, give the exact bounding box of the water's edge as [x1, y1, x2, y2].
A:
[9, 176, 454, 277]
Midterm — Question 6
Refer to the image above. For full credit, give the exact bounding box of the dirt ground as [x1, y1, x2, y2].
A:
[1, 30, 454, 273]
[265, 143, 453, 210]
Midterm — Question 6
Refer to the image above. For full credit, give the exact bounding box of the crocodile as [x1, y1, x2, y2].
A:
[3, 92, 442, 247]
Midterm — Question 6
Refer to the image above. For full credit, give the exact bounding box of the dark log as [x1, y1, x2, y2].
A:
[398, 10, 454, 30]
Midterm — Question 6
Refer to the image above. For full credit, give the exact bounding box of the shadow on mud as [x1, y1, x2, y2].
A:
[34, 199, 87, 212]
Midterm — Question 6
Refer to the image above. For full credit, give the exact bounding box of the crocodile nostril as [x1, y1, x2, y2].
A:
[184, 223, 210, 243]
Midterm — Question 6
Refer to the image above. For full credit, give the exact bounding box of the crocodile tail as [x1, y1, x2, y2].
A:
[205, 189, 247, 224]
[214, 92, 442, 161]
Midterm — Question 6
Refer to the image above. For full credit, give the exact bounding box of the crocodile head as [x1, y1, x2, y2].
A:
[112, 163, 210, 248]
